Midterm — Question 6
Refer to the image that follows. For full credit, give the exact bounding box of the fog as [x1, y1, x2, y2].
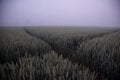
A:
[1, 0, 120, 27]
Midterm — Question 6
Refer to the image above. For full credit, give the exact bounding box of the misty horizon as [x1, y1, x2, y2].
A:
[0, 0, 120, 27]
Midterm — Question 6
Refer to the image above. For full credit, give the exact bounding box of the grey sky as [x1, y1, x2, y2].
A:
[1, 0, 120, 27]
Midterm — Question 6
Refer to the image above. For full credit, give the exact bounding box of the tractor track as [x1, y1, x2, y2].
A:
[24, 28, 119, 56]
[24, 28, 120, 80]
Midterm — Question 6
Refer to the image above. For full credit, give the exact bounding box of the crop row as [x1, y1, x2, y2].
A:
[0, 28, 51, 63]
[74, 31, 120, 80]
[0, 51, 97, 80]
